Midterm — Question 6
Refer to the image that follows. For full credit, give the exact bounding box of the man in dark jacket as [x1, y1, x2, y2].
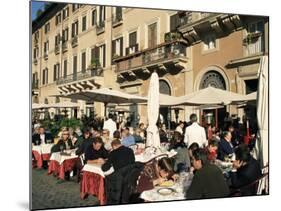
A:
[230, 144, 262, 195]
[85, 137, 108, 164]
[32, 126, 53, 145]
[102, 139, 135, 172]
[185, 148, 230, 199]
[75, 128, 94, 156]
[218, 131, 234, 160]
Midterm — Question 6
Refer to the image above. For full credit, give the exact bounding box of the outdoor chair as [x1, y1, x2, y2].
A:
[229, 173, 269, 197]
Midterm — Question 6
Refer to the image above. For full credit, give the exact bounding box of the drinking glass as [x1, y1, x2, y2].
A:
[60, 145, 64, 153]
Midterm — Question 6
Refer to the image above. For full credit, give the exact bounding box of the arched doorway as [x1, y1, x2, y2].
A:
[199, 71, 227, 129]
[159, 79, 171, 127]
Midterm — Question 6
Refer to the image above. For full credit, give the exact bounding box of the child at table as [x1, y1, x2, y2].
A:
[136, 157, 177, 193]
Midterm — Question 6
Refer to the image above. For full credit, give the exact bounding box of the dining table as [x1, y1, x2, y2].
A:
[32, 144, 54, 168]
[79, 147, 178, 205]
[140, 172, 193, 202]
[48, 149, 81, 180]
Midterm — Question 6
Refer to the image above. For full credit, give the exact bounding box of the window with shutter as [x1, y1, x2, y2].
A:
[92, 10, 96, 26]
[112, 40, 116, 59]
[82, 16, 87, 31]
[63, 60, 67, 78]
[170, 14, 180, 32]
[81, 52, 86, 72]
[73, 56, 77, 80]
[71, 23, 75, 37]
[120, 37, 123, 56]
[102, 45, 106, 67]
[76, 21, 79, 36]
[129, 31, 137, 47]
[42, 70, 45, 85]
[148, 22, 157, 48]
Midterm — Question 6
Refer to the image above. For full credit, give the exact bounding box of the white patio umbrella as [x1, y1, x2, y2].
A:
[57, 88, 147, 116]
[159, 94, 181, 106]
[58, 88, 147, 104]
[146, 72, 160, 148]
[32, 103, 50, 110]
[174, 86, 249, 106]
[255, 56, 269, 167]
[48, 101, 80, 108]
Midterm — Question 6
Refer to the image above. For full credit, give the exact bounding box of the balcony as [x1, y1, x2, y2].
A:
[32, 79, 39, 89]
[62, 41, 68, 52]
[178, 13, 241, 45]
[32, 79, 39, 95]
[96, 21, 105, 35]
[71, 36, 78, 48]
[56, 68, 103, 86]
[43, 52, 48, 60]
[243, 32, 264, 56]
[114, 40, 188, 82]
[125, 44, 139, 56]
[112, 13, 123, 27]
[55, 44, 60, 54]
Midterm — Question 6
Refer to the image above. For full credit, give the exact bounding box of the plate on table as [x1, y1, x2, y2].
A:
[160, 180, 174, 187]
[157, 188, 175, 196]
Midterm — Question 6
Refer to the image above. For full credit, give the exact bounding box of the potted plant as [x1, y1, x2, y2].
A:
[243, 31, 262, 45]
[87, 58, 100, 70]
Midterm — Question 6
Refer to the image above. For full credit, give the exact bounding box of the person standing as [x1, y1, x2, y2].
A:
[184, 114, 207, 148]
[102, 139, 135, 172]
[103, 113, 117, 138]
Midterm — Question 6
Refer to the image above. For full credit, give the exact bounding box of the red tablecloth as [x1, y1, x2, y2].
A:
[48, 157, 81, 180]
[80, 171, 106, 205]
[32, 150, 51, 168]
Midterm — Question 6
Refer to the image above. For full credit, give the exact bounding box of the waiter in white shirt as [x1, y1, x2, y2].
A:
[103, 113, 117, 138]
[184, 113, 207, 148]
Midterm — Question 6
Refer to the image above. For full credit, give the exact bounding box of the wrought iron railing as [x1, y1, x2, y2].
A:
[62, 41, 68, 52]
[96, 21, 105, 34]
[71, 36, 78, 47]
[55, 45, 60, 54]
[112, 13, 122, 25]
[115, 40, 187, 73]
[32, 79, 39, 89]
[56, 68, 103, 85]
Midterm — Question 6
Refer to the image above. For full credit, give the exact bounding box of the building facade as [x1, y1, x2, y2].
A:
[32, 3, 269, 127]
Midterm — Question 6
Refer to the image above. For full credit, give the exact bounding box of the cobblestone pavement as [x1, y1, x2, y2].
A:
[31, 168, 99, 210]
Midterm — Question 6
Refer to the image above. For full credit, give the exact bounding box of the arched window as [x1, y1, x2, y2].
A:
[159, 80, 171, 95]
[199, 71, 226, 90]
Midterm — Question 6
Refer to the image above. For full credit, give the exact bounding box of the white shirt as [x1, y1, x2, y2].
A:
[40, 134, 45, 144]
[103, 118, 117, 138]
[184, 122, 207, 148]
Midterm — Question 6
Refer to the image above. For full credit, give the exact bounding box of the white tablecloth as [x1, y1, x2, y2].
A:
[50, 150, 78, 165]
[32, 144, 54, 155]
[135, 149, 177, 163]
[81, 149, 178, 177]
[82, 163, 114, 178]
[140, 172, 193, 202]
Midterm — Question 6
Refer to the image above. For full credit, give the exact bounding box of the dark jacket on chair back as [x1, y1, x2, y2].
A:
[230, 156, 262, 195]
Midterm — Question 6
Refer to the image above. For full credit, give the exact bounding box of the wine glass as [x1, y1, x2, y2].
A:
[60, 145, 64, 153]
[36, 140, 39, 146]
